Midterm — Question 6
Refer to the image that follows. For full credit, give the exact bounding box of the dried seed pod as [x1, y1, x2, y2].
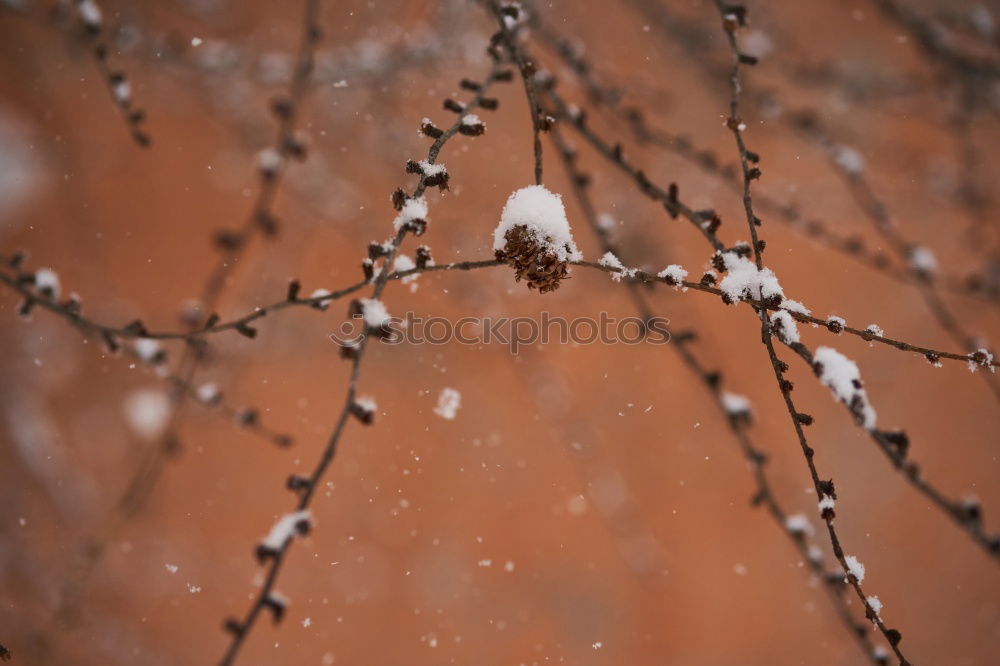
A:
[286, 474, 311, 493]
[262, 594, 286, 623]
[223, 618, 244, 636]
[350, 397, 377, 424]
[495, 225, 571, 294]
[415, 245, 433, 269]
[214, 230, 244, 251]
[420, 119, 443, 138]
[361, 258, 375, 282]
[390, 188, 406, 211]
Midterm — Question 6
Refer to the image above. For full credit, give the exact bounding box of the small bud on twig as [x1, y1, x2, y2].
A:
[350, 396, 377, 425]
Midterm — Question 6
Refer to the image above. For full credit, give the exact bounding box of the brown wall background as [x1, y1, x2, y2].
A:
[0, 0, 998, 664]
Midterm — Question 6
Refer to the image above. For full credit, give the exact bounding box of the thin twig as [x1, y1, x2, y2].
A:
[488, 1, 545, 184]
[544, 89, 727, 252]
[713, 4, 911, 661]
[871, 0, 1000, 80]
[8, 254, 993, 370]
[551, 125, 881, 662]
[789, 113, 1000, 402]
[216, 62, 512, 666]
[71, 0, 151, 146]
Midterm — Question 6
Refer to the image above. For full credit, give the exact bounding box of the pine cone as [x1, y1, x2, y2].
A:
[495, 225, 570, 293]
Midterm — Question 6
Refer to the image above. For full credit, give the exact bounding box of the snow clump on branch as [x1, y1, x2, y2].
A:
[812, 346, 877, 429]
[494, 185, 582, 293]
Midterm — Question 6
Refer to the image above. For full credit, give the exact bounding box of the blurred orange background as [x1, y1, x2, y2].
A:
[0, 0, 998, 664]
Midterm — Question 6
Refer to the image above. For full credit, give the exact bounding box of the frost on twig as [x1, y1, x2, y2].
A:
[818, 494, 836, 520]
[33, 268, 61, 300]
[598, 251, 637, 282]
[393, 255, 420, 292]
[459, 114, 486, 136]
[716, 251, 785, 307]
[864, 323, 885, 342]
[908, 246, 936, 278]
[812, 347, 877, 430]
[262, 591, 288, 624]
[133, 338, 166, 366]
[657, 264, 688, 289]
[831, 145, 864, 175]
[967, 348, 995, 374]
[785, 513, 814, 537]
[256, 510, 312, 563]
[308, 288, 333, 311]
[721, 390, 751, 421]
[256, 148, 284, 179]
[844, 554, 866, 583]
[866, 595, 883, 623]
[350, 396, 377, 425]
[780, 299, 810, 316]
[348, 298, 393, 339]
[196, 382, 222, 405]
[406, 159, 449, 190]
[769, 310, 800, 345]
[74, 0, 151, 146]
[392, 196, 429, 236]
